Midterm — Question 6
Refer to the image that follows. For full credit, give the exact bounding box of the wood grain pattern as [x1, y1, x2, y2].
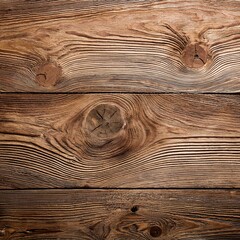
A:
[1, 94, 240, 189]
[0, 0, 240, 92]
[0, 189, 239, 240]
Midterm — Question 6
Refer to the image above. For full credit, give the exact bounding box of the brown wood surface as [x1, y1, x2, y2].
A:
[1, 1, 240, 238]
[1, 94, 240, 189]
[0, 189, 239, 240]
[0, 0, 240, 92]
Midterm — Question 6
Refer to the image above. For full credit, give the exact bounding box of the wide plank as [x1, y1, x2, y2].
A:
[0, 189, 239, 240]
[0, 94, 240, 188]
[0, 0, 240, 92]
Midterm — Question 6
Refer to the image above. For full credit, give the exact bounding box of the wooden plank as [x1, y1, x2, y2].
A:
[0, 94, 240, 188]
[0, 189, 239, 240]
[0, 0, 240, 92]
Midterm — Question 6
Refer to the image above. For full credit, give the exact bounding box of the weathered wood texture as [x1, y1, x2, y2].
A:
[0, 0, 240, 92]
[0, 190, 239, 240]
[1, 94, 240, 189]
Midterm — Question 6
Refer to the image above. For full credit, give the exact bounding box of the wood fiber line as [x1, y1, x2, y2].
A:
[0, 189, 239, 240]
[0, 94, 240, 188]
[0, 0, 240, 92]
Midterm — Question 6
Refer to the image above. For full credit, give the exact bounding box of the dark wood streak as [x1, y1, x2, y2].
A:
[0, 189, 239, 240]
[0, 0, 240, 92]
[0, 94, 240, 189]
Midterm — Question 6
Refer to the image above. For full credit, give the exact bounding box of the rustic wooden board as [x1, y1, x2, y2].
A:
[1, 94, 240, 189]
[0, 0, 240, 92]
[0, 189, 239, 240]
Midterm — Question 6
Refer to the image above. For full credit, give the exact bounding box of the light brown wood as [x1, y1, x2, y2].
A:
[85, 104, 124, 138]
[1, 94, 240, 189]
[0, 0, 240, 92]
[0, 189, 239, 240]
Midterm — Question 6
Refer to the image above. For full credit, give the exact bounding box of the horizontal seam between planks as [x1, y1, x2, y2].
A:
[0, 92, 240, 95]
[0, 187, 240, 191]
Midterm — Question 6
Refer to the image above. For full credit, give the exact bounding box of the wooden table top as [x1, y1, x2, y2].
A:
[0, 0, 239, 239]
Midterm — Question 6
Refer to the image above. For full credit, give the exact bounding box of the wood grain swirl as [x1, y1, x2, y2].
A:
[0, 94, 240, 188]
[0, 0, 240, 92]
[0, 190, 239, 240]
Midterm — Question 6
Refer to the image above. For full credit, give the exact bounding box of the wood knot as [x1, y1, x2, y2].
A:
[36, 62, 61, 87]
[131, 206, 139, 213]
[85, 104, 124, 138]
[182, 43, 209, 68]
[149, 226, 162, 238]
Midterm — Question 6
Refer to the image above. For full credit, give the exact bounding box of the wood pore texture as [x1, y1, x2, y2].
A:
[1, 94, 240, 189]
[0, 190, 240, 240]
[0, 0, 240, 92]
[0, 0, 240, 239]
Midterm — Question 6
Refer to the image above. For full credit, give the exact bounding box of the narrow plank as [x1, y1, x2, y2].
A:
[0, 94, 240, 188]
[0, 0, 240, 92]
[0, 189, 239, 240]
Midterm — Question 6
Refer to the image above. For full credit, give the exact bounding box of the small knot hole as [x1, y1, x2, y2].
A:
[131, 206, 138, 213]
[150, 226, 162, 237]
